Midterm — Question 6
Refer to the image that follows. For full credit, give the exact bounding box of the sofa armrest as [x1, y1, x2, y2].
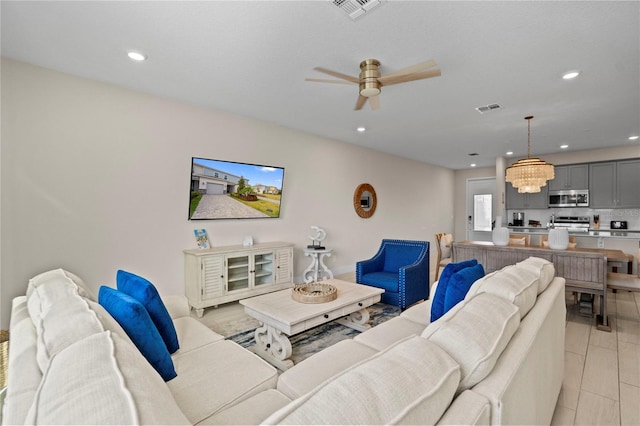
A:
[399, 250, 430, 304]
[162, 295, 191, 319]
[356, 252, 385, 281]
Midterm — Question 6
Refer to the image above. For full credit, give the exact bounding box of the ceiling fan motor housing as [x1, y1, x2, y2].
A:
[359, 59, 381, 97]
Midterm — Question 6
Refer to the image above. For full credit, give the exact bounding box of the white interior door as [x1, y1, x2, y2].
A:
[467, 177, 497, 242]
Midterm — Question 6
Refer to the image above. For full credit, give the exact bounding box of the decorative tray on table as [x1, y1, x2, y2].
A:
[291, 282, 337, 304]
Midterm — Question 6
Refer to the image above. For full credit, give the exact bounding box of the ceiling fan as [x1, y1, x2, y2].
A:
[305, 58, 441, 110]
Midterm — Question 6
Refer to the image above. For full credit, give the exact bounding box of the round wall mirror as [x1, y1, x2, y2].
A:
[353, 183, 377, 218]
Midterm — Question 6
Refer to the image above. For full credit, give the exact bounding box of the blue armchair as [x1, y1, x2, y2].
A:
[356, 239, 430, 309]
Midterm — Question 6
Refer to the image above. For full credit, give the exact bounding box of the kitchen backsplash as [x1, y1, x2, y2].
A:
[505, 208, 640, 230]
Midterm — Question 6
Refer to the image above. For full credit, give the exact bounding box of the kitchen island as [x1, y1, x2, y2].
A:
[452, 241, 620, 331]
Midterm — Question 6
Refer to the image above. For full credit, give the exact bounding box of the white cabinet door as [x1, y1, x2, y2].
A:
[201, 255, 225, 300]
[274, 247, 293, 284]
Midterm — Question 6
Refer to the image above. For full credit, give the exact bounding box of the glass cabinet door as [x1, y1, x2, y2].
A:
[253, 252, 274, 286]
[226, 254, 249, 292]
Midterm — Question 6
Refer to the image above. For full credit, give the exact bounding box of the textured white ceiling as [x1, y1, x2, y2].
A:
[2, 1, 639, 169]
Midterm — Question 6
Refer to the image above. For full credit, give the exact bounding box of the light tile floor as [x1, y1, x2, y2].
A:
[552, 290, 640, 426]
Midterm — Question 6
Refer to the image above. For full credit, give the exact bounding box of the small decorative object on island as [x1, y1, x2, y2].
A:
[243, 236, 253, 247]
[291, 282, 338, 304]
[492, 216, 510, 246]
[307, 225, 326, 250]
[548, 228, 569, 250]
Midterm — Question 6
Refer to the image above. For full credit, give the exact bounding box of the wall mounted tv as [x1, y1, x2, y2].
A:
[189, 157, 285, 220]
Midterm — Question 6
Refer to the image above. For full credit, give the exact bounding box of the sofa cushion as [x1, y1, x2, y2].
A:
[400, 298, 432, 326]
[436, 390, 491, 425]
[422, 292, 520, 392]
[2, 297, 43, 426]
[359, 271, 399, 292]
[98, 286, 177, 381]
[26, 272, 104, 373]
[383, 244, 422, 272]
[444, 263, 485, 312]
[171, 316, 225, 356]
[168, 340, 278, 424]
[431, 259, 478, 322]
[466, 265, 539, 318]
[117, 270, 180, 353]
[27, 268, 95, 301]
[25, 331, 189, 425]
[200, 389, 292, 425]
[277, 339, 378, 399]
[263, 336, 460, 425]
[353, 316, 427, 351]
[516, 257, 555, 294]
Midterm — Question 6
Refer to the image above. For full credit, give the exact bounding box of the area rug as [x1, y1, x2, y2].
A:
[225, 303, 401, 365]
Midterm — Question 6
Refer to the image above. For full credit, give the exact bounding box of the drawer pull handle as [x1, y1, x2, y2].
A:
[358, 302, 363, 307]
[324, 314, 329, 319]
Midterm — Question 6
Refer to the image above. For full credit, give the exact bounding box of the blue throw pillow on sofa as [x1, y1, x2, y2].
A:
[116, 270, 179, 354]
[98, 286, 177, 382]
[443, 263, 486, 313]
[430, 259, 478, 323]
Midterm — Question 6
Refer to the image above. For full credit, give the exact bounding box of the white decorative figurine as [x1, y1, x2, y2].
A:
[303, 226, 333, 283]
[307, 226, 326, 250]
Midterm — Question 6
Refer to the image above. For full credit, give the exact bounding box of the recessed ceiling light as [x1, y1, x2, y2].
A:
[560, 144, 569, 149]
[562, 70, 580, 80]
[356, 126, 366, 132]
[127, 51, 147, 61]
[629, 135, 639, 141]
[506, 151, 513, 156]
[470, 163, 477, 167]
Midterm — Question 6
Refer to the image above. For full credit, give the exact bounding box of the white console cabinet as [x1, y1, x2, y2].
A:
[184, 242, 294, 317]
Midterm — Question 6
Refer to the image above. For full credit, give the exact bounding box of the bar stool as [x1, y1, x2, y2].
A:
[607, 253, 633, 274]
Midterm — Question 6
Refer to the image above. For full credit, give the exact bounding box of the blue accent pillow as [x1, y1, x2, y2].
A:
[430, 259, 478, 323]
[116, 270, 179, 354]
[443, 263, 486, 313]
[98, 286, 177, 382]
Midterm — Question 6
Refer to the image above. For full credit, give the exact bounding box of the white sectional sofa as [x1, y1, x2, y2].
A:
[4, 257, 565, 425]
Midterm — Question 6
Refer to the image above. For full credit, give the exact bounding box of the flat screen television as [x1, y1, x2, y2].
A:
[189, 157, 285, 220]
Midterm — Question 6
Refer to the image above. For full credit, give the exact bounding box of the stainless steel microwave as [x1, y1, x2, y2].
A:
[548, 190, 589, 207]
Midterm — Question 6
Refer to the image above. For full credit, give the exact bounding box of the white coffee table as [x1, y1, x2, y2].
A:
[239, 279, 384, 370]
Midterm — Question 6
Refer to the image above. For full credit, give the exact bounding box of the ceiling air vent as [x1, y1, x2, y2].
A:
[332, 0, 382, 20]
[475, 103, 503, 114]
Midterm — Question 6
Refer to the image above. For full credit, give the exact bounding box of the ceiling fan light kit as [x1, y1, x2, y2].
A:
[505, 116, 555, 194]
[358, 59, 381, 97]
[306, 57, 441, 111]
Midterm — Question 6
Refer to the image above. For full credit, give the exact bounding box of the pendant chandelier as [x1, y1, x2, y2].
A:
[505, 116, 554, 193]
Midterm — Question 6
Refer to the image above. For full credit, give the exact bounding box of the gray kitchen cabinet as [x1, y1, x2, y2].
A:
[505, 183, 549, 209]
[548, 164, 589, 191]
[617, 159, 640, 208]
[589, 160, 640, 208]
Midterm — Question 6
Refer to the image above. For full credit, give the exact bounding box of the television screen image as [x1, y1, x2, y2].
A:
[189, 157, 285, 220]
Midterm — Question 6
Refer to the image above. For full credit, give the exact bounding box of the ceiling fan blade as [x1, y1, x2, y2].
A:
[368, 95, 380, 110]
[381, 59, 438, 79]
[305, 78, 355, 85]
[378, 68, 441, 86]
[313, 67, 359, 84]
[355, 95, 368, 110]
